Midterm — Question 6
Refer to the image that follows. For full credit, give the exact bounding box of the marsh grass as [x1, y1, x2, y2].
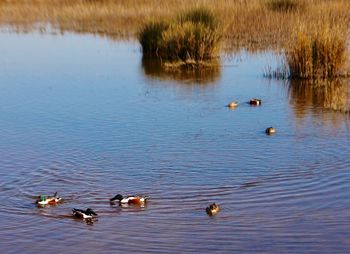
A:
[138, 20, 169, 57]
[139, 8, 222, 66]
[266, 0, 306, 12]
[1, 0, 350, 52]
[265, 22, 349, 80]
[286, 25, 347, 79]
[264, 63, 289, 79]
[160, 21, 221, 61]
[178, 7, 219, 29]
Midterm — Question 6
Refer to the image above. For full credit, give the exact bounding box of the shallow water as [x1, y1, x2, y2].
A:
[0, 32, 349, 254]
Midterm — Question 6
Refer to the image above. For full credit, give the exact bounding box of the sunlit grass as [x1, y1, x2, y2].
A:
[139, 8, 222, 67]
[287, 25, 347, 79]
[0, 0, 349, 52]
[266, 0, 306, 12]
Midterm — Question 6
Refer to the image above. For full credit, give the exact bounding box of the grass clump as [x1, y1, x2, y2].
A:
[286, 26, 347, 79]
[138, 21, 169, 57]
[160, 21, 221, 62]
[139, 7, 222, 66]
[266, 0, 305, 12]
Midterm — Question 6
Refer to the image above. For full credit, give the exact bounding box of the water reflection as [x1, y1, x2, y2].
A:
[141, 58, 221, 85]
[1, 32, 350, 253]
[288, 79, 350, 114]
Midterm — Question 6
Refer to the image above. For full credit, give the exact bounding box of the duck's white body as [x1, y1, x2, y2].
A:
[36, 192, 62, 206]
[72, 208, 97, 220]
[120, 196, 147, 204]
[37, 197, 62, 205]
[73, 211, 92, 219]
[110, 194, 148, 207]
[227, 101, 238, 108]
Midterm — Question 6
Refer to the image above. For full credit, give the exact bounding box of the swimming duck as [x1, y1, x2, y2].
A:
[227, 101, 238, 109]
[249, 98, 262, 106]
[206, 203, 220, 216]
[110, 194, 148, 206]
[35, 192, 62, 206]
[72, 208, 98, 220]
[265, 127, 276, 135]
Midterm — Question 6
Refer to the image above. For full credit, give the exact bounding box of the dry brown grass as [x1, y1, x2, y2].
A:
[0, 0, 349, 52]
[139, 8, 222, 64]
[286, 24, 347, 79]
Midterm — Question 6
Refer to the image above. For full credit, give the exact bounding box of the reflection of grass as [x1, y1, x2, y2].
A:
[0, 0, 350, 51]
[288, 79, 350, 113]
[141, 58, 221, 85]
[139, 8, 221, 65]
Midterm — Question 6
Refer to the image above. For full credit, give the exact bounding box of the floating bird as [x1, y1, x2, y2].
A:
[110, 194, 148, 206]
[265, 127, 276, 135]
[227, 101, 238, 109]
[72, 208, 98, 220]
[35, 192, 62, 206]
[206, 203, 220, 216]
[249, 98, 262, 106]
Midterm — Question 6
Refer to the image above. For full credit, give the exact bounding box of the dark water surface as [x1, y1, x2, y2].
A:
[0, 32, 350, 253]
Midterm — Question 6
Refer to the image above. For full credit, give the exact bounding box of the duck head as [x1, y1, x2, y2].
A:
[35, 195, 45, 204]
[110, 194, 124, 202]
[209, 203, 217, 210]
[85, 208, 98, 216]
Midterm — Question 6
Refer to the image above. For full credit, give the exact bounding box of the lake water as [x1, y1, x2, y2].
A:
[0, 32, 349, 253]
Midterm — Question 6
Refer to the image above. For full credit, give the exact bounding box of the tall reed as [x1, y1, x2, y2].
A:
[286, 25, 347, 79]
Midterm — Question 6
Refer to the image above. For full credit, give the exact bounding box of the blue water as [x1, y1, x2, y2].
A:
[0, 32, 349, 253]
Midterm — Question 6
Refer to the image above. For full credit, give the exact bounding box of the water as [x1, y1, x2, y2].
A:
[0, 32, 349, 254]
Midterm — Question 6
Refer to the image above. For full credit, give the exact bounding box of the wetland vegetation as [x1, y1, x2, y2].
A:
[1, 1, 350, 251]
[139, 8, 222, 67]
[0, 0, 349, 52]
[1, 0, 349, 76]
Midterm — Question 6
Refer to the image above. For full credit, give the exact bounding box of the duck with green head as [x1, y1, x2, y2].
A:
[35, 192, 62, 206]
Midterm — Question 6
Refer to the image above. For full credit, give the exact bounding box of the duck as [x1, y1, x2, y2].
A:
[72, 208, 98, 220]
[35, 192, 62, 206]
[110, 194, 148, 206]
[206, 203, 220, 216]
[265, 127, 276, 135]
[249, 98, 262, 106]
[227, 101, 238, 109]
